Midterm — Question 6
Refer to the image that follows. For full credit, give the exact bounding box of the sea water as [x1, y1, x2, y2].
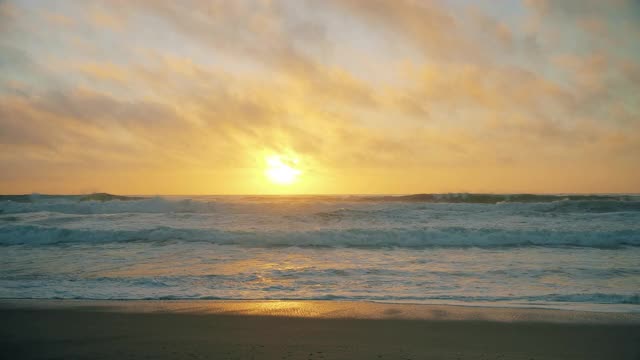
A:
[1, 194, 639, 312]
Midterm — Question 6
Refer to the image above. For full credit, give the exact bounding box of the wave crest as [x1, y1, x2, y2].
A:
[1, 224, 638, 248]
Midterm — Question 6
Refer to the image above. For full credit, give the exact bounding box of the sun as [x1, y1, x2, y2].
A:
[265, 155, 301, 185]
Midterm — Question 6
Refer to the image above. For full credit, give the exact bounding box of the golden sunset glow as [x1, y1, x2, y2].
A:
[265, 155, 301, 185]
[1, 0, 639, 195]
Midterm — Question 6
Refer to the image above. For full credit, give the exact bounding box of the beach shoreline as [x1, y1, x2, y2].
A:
[2, 300, 639, 359]
[1, 299, 640, 323]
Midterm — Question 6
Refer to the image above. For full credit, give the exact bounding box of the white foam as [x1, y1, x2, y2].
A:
[0, 224, 638, 248]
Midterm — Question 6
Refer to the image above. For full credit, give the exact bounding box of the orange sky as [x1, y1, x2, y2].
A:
[1, 0, 639, 194]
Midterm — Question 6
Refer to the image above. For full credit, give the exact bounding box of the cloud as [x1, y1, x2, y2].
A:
[0, 0, 639, 193]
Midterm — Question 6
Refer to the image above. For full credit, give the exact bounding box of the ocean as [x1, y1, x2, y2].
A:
[1, 194, 639, 312]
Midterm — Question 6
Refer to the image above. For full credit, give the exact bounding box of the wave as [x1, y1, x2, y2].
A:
[0, 197, 217, 214]
[4, 292, 637, 305]
[1, 224, 638, 248]
[282, 293, 640, 305]
[370, 193, 638, 204]
[2, 193, 637, 204]
[2, 194, 640, 215]
[534, 200, 640, 213]
[0, 193, 146, 203]
[79, 193, 146, 202]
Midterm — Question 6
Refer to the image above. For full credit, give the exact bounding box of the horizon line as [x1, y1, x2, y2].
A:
[3, 192, 640, 197]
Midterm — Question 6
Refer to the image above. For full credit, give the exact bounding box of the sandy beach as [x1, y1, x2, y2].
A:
[1, 300, 638, 360]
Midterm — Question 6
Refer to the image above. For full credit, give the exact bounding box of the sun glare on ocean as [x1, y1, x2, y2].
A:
[265, 155, 301, 185]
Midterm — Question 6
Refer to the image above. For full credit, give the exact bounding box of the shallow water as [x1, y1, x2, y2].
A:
[1, 194, 639, 312]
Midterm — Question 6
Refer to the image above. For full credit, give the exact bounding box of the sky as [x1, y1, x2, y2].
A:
[1, 0, 639, 195]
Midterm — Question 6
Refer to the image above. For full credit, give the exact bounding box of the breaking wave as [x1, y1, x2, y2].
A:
[1, 224, 638, 248]
[1, 193, 639, 215]
[0, 197, 217, 214]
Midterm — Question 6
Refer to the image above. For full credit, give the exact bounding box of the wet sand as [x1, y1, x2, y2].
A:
[1, 300, 639, 359]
